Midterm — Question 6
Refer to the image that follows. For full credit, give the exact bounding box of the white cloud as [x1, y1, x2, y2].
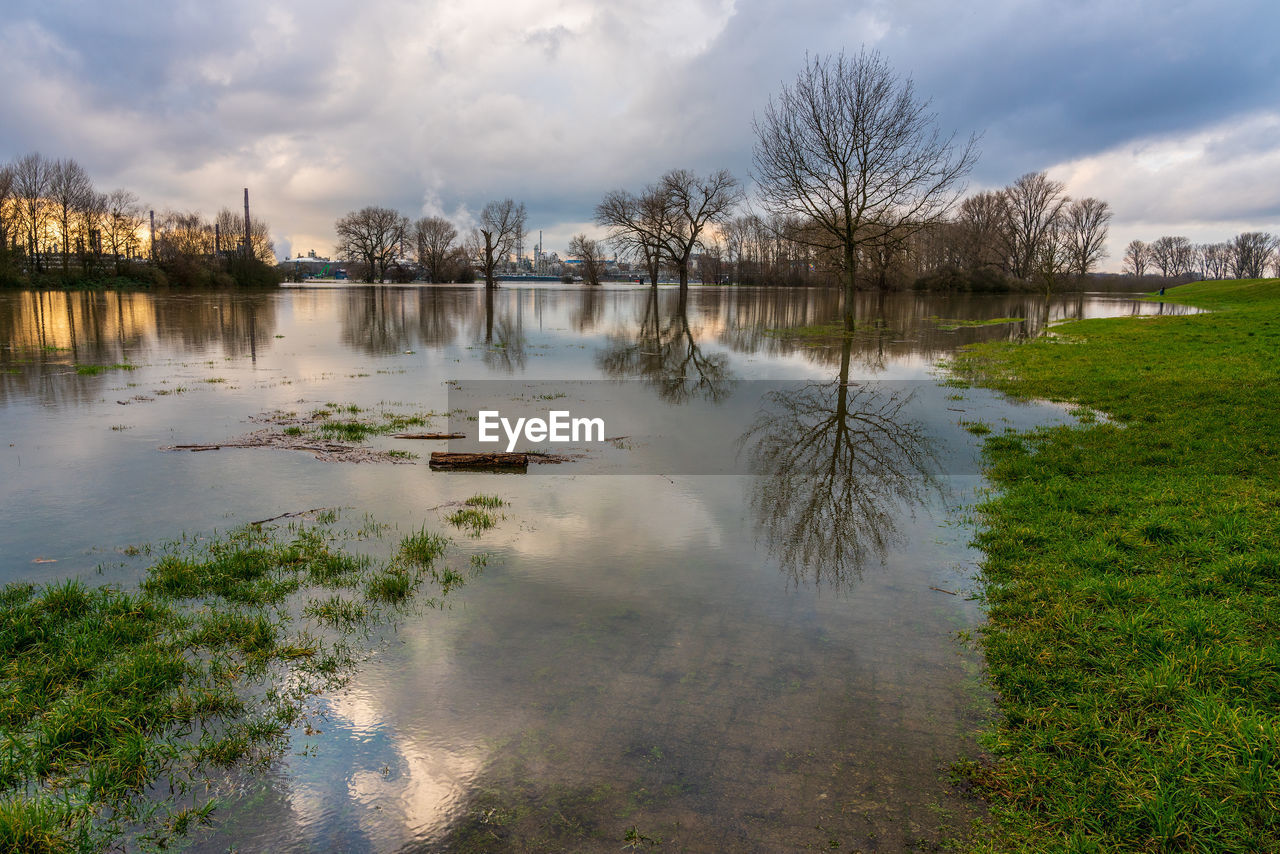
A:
[1048, 111, 1280, 269]
[3, 0, 1279, 263]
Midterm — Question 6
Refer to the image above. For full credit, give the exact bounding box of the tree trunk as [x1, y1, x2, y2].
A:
[429, 452, 527, 471]
[842, 246, 858, 329]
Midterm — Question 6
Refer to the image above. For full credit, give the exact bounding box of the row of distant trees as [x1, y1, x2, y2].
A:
[1122, 233, 1279, 280]
[333, 201, 536, 286]
[0, 151, 277, 287]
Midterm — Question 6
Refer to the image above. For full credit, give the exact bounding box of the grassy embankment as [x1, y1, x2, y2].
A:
[950, 279, 1280, 851]
[0, 514, 460, 853]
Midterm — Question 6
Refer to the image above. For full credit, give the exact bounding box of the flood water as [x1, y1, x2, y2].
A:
[0, 285, 1197, 851]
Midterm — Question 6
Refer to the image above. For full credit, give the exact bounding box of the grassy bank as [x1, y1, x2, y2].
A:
[0, 514, 458, 852]
[950, 279, 1280, 851]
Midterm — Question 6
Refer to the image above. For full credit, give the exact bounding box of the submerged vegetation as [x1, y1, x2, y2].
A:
[0, 508, 496, 852]
[952, 279, 1280, 851]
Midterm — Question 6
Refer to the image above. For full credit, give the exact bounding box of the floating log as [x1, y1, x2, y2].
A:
[393, 432, 466, 440]
[429, 452, 528, 472]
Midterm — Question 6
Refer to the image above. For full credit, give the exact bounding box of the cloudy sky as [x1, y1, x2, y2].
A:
[3, 0, 1278, 269]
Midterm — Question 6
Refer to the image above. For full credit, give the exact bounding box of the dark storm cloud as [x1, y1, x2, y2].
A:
[2, 0, 1277, 262]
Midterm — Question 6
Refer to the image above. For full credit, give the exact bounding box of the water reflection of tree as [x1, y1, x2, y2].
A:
[596, 287, 732, 402]
[0, 290, 277, 403]
[740, 329, 941, 587]
[476, 286, 527, 373]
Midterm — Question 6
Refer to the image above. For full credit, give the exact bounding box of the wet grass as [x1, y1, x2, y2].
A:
[0, 512, 474, 852]
[464, 494, 507, 509]
[283, 404, 431, 446]
[447, 507, 498, 536]
[74, 363, 134, 376]
[931, 316, 1023, 330]
[950, 279, 1280, 852]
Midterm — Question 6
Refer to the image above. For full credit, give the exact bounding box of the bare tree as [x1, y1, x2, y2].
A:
[567, 233, 605, 285]
[1064, 197, 1111, 276]
[1148, 235, 1191, 278]
[753, 50, 976, 318]
[654, 169, 741, 292]
[414, 216, 458, 282]
[48, 158, 93, 272]
[1122, 239, 1149, 277]
[77, 190, 106, 272]
[954, 190, 1009, 273]
[13, 153, 53, 272]
[1002, 172, 1069, 280]
[1201, 242, 1230, 280]
[596, 186, 673, 287]
[1171, 236, 1195, 276]
[0, 164, 14, 251]
[156, 210, 213, 264]
[1033, 217, 1071, 296]
[102, 189, 144, 274]
[335, 206, 409, 283]
[475, 199, 526, 288]
[215, 207, 275, 264]
[1228, 231, 1275, 279]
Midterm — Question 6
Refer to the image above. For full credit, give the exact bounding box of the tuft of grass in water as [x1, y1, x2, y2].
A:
[930, 315, 1023, 331]
[0, 512, 470, 851]
[446, 507, 497, 536]
[75, 362, 134, 376]
[399, 529, 449, 568]
[317, 420, 376, 443]
[951, 279, 1280, 853]
[960, 420, 992, 436]
[464, 494, 506, 509]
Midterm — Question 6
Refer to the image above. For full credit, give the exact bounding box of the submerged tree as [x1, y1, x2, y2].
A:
[335, 206, 409, 284]
[596, 185, 673, 287]
[567, 233, 605, 285]
[414, 216, 459, 283]
[475, 199, 526, 288]
[752, 50, 976, 317]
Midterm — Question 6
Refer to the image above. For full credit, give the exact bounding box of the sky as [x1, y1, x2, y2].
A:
[3, 0, 1279, 270]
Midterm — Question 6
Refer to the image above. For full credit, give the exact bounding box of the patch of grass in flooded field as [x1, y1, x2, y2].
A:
[930, 316, 1023, 331]
[951, 279, 1280, 853]
[0, 503, 507, 852]
[74, 362, 134, 376]
[447, 507, 498, 536]
[464, 494, 507, 509]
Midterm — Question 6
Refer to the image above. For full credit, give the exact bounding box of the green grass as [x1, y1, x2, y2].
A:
[74, 363, 134, 376]
[0, 515, 466, 852]
[446, 507, 498, 536]
[284, 405, 431, 446]
[950, 279, 1280, 852]
[464, 494, 507, 509]
[931, 316, 1023, 331]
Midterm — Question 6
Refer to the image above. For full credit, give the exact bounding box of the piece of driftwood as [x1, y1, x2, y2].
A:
[393, 432, 466, 440]
[429, 452, 528, 471]
[250, 507, 330, 526]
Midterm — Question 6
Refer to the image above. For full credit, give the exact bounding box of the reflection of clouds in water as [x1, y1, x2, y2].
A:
[284, 688, 488, 846]
[349, 741, 483, 843]
[505, 477, 725, 561]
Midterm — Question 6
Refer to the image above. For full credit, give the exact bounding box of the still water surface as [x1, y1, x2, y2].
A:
[0, 285, 1196, 851]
